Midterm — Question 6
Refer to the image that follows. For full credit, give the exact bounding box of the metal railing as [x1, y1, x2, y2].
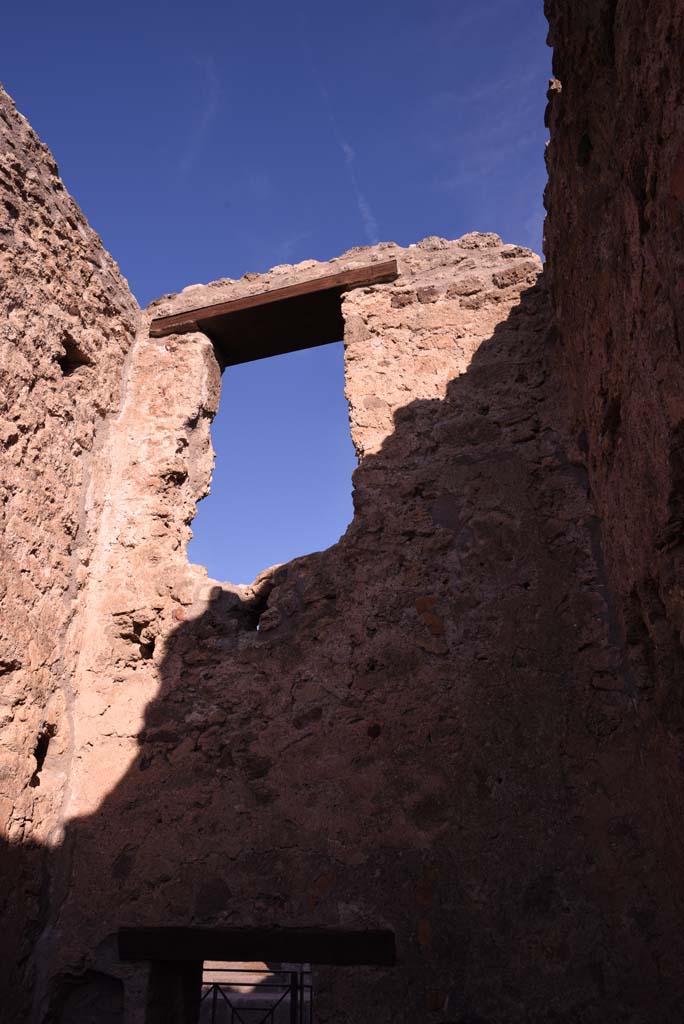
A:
[200, 965, 313, 1024]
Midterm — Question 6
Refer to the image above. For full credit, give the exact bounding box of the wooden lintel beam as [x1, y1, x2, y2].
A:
[118, 926, 397, 966]
[148, 259, 399, 338]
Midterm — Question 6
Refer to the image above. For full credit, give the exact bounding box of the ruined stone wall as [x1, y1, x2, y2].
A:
[4, 15, 684, 1017]
[544, 0, 684, 697]
[28, 225, 677, 1024]
[0, 85, 139, 1020]
[544, 0, 684, 1005]
[544, 0, 684, 651]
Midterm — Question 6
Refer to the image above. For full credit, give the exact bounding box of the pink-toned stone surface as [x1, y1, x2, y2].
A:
[544, 2, 684, 1015]
[0, 84, 139, 1020]
[3, 10, 684, 1014]
[28, 225, 651, 1023]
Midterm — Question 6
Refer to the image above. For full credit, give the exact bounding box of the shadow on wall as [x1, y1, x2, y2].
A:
[2, 282, 683, 1024]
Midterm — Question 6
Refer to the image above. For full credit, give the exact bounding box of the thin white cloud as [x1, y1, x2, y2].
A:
[276, 229, 313, 263]
[341, 142, 355, 164]
[318, 82, 380, 245]
[299, 23, 380, 245]
[430, 61, 546, 113]
[349, 171, 380, 245]
[178, 57, 220, 179]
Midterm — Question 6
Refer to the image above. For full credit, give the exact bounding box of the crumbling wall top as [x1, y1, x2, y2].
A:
[146, 232, 533, 322]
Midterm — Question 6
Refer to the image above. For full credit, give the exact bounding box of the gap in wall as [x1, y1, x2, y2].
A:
[200, 961, 312, 1022]
[188, 341, 356, 584]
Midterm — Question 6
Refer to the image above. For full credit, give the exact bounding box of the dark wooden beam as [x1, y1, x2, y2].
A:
[118, 926, 396, 966]
[149, 260, 398, 337]
[148, 259, 399, 366]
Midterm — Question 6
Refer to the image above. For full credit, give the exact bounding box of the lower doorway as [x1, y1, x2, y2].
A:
[200, 962, 312, 1023]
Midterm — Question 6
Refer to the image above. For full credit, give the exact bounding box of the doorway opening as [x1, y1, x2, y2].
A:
[149, 260, 398, 584]
[118, 923, 396, 1024]
[200, 962, 312, 1023]
[189, 343, 355, 584]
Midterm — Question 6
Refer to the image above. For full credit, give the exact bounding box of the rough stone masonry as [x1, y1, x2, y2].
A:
[1, 1, 684, 1021]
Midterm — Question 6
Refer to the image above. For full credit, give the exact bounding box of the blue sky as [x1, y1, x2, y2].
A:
[2, 0, 550, 583]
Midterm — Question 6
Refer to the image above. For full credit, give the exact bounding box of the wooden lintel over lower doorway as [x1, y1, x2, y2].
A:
[148, 259, 399, 366]
[118, 926, 396, 966]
